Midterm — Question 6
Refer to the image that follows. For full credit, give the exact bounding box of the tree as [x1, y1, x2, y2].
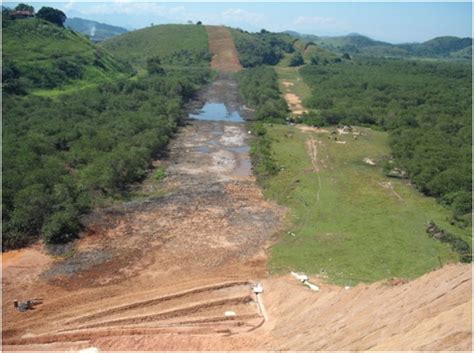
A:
[146, 56, 165, 75]
[36, 7, 66, 27]
[196, 21, 202, 25]
[289, 51, 304, 67]
[342, 53, 351, 60]
[15, 3, 34, 12]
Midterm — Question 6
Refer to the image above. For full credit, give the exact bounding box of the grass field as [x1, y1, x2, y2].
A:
[264, 124, 470, 285]
[101, 24, 209, 69]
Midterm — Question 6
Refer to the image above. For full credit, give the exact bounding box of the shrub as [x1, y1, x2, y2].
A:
[42, 208, 81, 244]
[154, 166, 166, 181]
[289, 51, 304, 67]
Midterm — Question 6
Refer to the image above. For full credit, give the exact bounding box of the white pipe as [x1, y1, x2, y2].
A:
[291, 272, 320, 291]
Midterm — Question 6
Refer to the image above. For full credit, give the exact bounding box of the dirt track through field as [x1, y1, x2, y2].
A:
[206, 26, 242, 72]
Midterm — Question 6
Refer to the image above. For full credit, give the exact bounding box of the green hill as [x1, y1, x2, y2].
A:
[286, 31, 472, 59]
[2, 18, 133, 94]
[399, 36, 472, 57]
[301, 42, 339, 63]
[65, 17, 128, 42]
[101, 24, 211, 69]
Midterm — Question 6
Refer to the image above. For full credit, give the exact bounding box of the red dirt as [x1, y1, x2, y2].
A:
[206, 26, 242, 72]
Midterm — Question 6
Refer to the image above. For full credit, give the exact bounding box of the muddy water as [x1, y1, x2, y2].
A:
[187, 74, 252, 177]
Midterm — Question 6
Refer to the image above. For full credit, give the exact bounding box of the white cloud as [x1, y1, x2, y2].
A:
[79, 3, 186, 17]
[221, 8, 263, 25]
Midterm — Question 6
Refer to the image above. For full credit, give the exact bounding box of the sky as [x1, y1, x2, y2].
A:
[4, 1, 472, 43]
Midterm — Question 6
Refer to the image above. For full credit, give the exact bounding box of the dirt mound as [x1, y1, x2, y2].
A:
[206, 26, 242, 72]
[4, 262, 470, 351]
[262, 263, 472, 351]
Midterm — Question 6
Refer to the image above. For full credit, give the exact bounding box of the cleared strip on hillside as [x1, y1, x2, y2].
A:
[206, 26, 242, 72]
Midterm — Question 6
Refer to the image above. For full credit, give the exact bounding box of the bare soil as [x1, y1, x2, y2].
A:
[284, 92, 307, 115]
[206, 26, 242, 73]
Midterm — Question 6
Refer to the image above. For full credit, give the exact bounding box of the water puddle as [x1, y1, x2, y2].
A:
[227, 146, 250, 153]
[194, 145, 211, 153]
[189, 103, 244, 123]
[186, 74, 252, 178]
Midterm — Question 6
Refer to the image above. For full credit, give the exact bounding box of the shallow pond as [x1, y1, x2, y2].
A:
[189, 102, 244, 123]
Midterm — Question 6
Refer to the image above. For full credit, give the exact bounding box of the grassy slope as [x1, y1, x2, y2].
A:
[265, 124, 469, 285]
[3, 18, 131, 94]
[101, 24, 209, 69]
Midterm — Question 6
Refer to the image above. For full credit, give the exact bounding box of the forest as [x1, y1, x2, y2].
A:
[298, 58, 472, 222]
[3, 68, 211, 249]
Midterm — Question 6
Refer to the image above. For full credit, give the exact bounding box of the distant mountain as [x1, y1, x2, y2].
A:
[398, 36, 472, 57]
[285, 31, 472, 59]
[66, 17, 128, 42]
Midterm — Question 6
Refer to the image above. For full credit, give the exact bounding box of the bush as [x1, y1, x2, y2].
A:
[249, 123, 279, 183]
[146, 56, 165, 75]
[289, 51, 304, 67]
[154, 166, 166, 181]
[42, 208, 81, 244]
[299, 113, 326, 126]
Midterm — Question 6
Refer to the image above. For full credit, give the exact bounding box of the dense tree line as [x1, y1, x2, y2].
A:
[237, 66, 288, 184]
[237, 66, 288, 122]
[299, 58, 471, 221]
[3, 68, 211, 249]
[231, 29, 294, 67]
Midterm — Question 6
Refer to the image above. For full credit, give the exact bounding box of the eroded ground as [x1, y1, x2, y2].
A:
[2, 76, 285, 351]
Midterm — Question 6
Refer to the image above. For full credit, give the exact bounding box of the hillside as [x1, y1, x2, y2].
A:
[230, 28, 294, 67]
[101, 24, 211, 69]
[263, 264, 471, 351]
[294, 39, 339, 64]
[65, 17, 128, 42]
[2, 18, 133, 94]
[399, 36, 473, 58]
[286, 31, 472, 59]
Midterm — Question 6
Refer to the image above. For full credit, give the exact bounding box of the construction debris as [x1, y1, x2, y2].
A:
[291, 272, 320, 291]
[14, 298, 42, 312]
[363, 157, 376, 166]
[252, 283, 263, 294]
